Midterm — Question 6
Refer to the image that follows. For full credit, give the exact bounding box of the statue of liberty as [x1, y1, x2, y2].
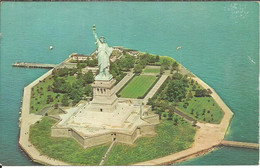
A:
[92, 25, 113, 81]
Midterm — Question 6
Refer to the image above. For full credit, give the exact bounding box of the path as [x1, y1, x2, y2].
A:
[99, 140, 116, 165]
[36, 106, 53, 115]
[19, 69, 69, 165]
[134, 75, 234, 165]
[143, 75, 168, 104]
[111, 72, 134, 94]
[174, 108, 197, 124]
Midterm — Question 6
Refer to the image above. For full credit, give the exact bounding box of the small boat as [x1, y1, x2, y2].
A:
[49, 46, 53, 50]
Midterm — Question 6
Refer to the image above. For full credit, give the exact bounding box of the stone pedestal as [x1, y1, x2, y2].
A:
[90, 79, 118, 112]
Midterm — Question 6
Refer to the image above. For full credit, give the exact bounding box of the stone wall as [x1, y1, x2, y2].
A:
[116, 132, 135, 144]
[84, 133, 113, 148]
[118, 98, 143, 105]
[70, 129, 85, 146]
[51, 127, 70, 138]
[139, 125, 156, 136]
[51, 123, 157, 148]
[143, 115, 160, 125]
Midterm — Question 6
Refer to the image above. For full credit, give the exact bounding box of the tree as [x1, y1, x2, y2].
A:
[118, 55, 135, 71]
[168, 106, 174, 120]
[162, 59, 171, 70]
[61, 94, 69, 106]
[171, 61, 179, 72]
[174, 118, 178, 126]
[47, 85, 52, 92]
[168, 113, 173, 120]
[54, 67, 69, 77]
[69, 68, 77, 76]
[46, 95, 51, 104]
[187, 91, 193, 99]
[194, 89, 210, 97]
[54, 103, 59, 109]
[155, 110, 162, 120]
[53, 80, 72, 94]
[134, 64, 143, 73]
[84, 84, 92, 97]
[72, 94, 81, 106]
[166, 80, 187, 102]
[77, 63, 87, 69]
[110, 62, 120, 77]
[82, 70, 94, 84]
[156, 55, 160, 62]
[160, 66, 165, 75]
[172, 72, 183, 80]
[149, 55, 157, 63]
[87, 58, 98, 67]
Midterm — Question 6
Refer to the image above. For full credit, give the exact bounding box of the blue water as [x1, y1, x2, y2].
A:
[0, 2, 258, 165]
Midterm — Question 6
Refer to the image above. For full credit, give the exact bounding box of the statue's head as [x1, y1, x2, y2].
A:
[100, 36, 105, 43]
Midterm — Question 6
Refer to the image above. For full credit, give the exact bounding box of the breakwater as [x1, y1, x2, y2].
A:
[220, 140, 259, 149]
[12, 62, 57, 69]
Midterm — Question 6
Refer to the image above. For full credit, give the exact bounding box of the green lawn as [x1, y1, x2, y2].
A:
[30, 75, 79, 114]
[30, 75, 64, 114]
[143, 67, 160, 74]
[177, 97, 224, 124]
[119, 75, 157, 98]
[105, 117, 196, 165]
[29, 117, 110, 165]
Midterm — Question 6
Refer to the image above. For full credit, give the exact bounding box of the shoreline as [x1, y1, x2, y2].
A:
[18, 56, 235, 166]
[18, 69, 69, 165]
[133, 74, 234, 165]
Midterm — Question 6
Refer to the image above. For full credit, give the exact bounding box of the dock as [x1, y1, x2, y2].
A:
[12, 62, 57, 69]
[220, 140, 259, 149]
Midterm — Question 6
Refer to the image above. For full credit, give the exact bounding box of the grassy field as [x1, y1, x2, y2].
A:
[29, 117, 109, 165]
[30, 75, 64, 114]
[118, 75, 157, 98]
[105, 117, 196, 165]
[30, 75, 78, 114]
[159, 56, 176, 64]
[178, 97, 224, 124]
[143, 67, 160, 74]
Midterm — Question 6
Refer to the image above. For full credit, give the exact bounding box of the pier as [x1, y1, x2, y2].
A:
[12, 62, 57, 69]
[220, 140, 259, 149]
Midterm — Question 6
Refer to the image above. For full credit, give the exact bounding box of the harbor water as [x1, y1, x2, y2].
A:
[0, 2, 258, 165]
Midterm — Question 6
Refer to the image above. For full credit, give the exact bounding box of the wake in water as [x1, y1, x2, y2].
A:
[247, 56, 256, 64]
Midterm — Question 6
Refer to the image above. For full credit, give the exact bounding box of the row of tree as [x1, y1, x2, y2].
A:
[51, 68, 94, 106]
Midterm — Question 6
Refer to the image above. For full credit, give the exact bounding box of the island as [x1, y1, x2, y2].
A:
[18, 25, 249, 166]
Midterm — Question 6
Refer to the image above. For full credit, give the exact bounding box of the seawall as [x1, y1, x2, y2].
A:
[18, 54, 254, 166]
[133, 74, 235, 165]
[18, 68, 70, 165]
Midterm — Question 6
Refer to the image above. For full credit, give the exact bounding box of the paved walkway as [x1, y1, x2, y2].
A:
[134, 75, 234, 165]
[19, 69, 69, 165]
[174, 107, 197, 123]
[111, 72, 134, 94]
[143, 75, 168, 104]
[99, 140, 116, 165]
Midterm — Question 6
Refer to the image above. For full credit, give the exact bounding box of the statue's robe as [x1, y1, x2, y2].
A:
[96, 41, 113, 77]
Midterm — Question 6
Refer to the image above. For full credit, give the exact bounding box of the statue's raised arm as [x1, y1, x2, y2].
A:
[92, 25, 99, 44]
